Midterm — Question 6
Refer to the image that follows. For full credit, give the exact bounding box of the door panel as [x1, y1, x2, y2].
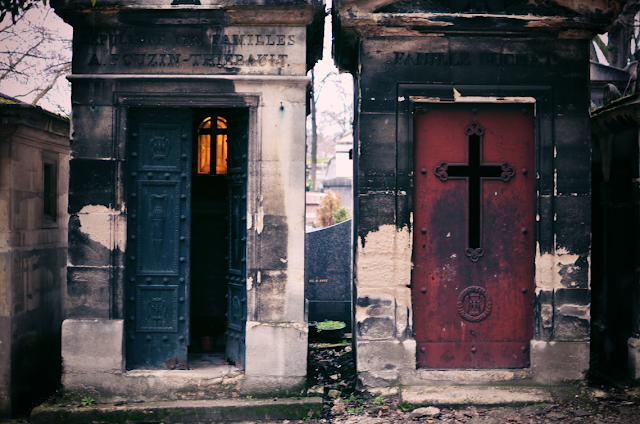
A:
[413, 103, 535, 369]
[225, 110, 249, 369]
[126, 108, 192, 369]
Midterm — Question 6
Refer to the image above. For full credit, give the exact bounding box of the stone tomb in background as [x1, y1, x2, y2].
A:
[305, 219, 352, 332]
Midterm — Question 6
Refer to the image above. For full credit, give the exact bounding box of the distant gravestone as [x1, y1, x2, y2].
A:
[305, 219, 352, 332]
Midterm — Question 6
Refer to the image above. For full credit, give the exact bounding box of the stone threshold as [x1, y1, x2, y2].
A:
[369, 386, 567, 406]
[30, 397, 323, 424]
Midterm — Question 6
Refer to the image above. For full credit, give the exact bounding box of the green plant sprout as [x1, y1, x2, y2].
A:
[316, 320, 345, 332]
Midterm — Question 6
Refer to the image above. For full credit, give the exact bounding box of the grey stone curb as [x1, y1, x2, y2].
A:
[30, 397, 323, 424]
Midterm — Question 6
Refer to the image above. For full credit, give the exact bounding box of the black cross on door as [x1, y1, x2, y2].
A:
[433, 122, 515, 262]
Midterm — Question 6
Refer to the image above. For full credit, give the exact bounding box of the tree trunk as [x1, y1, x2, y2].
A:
[310, 69, 318, 192]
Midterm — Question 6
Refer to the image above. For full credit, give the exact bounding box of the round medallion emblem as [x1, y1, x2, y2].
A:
[457, 286, 492, 322]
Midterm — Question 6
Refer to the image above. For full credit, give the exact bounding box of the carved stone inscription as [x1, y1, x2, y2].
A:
[393, 51, 558, 67]
[73, 26, 306, 75]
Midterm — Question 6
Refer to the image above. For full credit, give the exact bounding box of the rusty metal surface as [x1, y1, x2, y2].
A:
[413, 103, 534, 369]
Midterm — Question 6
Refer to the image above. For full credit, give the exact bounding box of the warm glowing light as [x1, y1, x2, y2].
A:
[198, 117, 212, 174]
[197, 116, 228, 175]
[216, 117, 228, 175]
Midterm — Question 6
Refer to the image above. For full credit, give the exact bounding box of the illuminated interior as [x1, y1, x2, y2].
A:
[197, 116, 228, 175]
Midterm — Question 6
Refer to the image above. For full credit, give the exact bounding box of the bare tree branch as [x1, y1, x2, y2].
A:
[0, 5, 71, 114]
[31, 62, 70, 105]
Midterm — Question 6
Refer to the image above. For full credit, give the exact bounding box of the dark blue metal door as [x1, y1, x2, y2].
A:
[225, 110, 248, 368]
[126, 108, 191, 369]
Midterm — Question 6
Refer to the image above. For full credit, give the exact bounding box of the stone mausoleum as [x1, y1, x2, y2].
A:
[51, 0, 324, 398]
[333, 0, 624, 397]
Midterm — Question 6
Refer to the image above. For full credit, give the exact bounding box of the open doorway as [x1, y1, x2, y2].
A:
[188, 108, 249, 369]
[124, 106, 247, 370]
[189, 109, 230, 362]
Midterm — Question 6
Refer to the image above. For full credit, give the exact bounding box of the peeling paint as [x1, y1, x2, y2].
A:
[77, 205, 124, 251]
[246, 212, 252, 230]
[535, 242, 582, 292]
[357, 225, 413, 290]
[255, 205, 264, 235]
[451, 89, 536, 104]
[247, 276, 253, 291]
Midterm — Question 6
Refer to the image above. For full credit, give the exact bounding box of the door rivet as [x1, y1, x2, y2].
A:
[181, 215, 186, 220]
[164, 173, 171, 180]
[521, 345, 527, 352]
[521, 227, 528, 235]
[180, 257, 185, 262]
[130, 256, 136, 261]
[421, 227, 427, 235]
[471, 108, 478, 115]
[130, 297, 135, 302]
[181, 154, 188, 160]
[421, 287, 427, 294]
[131, 172, 137, 178]
[129, 316, 135, 321]
[146, 336, 151, 341]
[179, 278, 185, 283]
[147, 172, 153, 179]
[179, 316, 185, 322]
[521, 168, 528, 176]
[521, 288, 528, 294]
[180, 236, 186, 242]
[146, 277, 152, 282]
[179, 297, 185, 303]
[162, 336, 168, 342]
[420, 347, 426, 353]
[471, 346, 477, 353]
[163, 278, 169, 284]
[421, 168, 427, 175]
[179, 336, 184, 342]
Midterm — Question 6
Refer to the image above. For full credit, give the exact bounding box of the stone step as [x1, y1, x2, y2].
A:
[30, 397, 323, 424]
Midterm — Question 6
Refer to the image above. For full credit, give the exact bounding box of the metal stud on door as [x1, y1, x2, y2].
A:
[413, 104, 535, 369]
[126, 108, 191, 369]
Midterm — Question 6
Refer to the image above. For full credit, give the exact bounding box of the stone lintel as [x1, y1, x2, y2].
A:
[52, 4, 324, 30]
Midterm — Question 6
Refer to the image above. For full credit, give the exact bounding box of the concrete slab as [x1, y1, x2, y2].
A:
[401, 386, 555, 406]
[30, 397, 323, 424]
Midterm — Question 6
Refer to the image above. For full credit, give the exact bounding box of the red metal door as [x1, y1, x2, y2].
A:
[413, 103, 535, 368]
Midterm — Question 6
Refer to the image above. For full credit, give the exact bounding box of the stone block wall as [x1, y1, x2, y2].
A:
[0, 103, 69, 416]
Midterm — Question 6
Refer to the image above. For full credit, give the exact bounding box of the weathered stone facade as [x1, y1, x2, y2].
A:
[52, 0, 324, 399]
[0, 98, 69, 416]
[333, 0, 622, 392]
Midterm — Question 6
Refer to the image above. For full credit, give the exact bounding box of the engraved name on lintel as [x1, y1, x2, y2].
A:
[393, 51, 558, 67]
[76, 26, 305, 75]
